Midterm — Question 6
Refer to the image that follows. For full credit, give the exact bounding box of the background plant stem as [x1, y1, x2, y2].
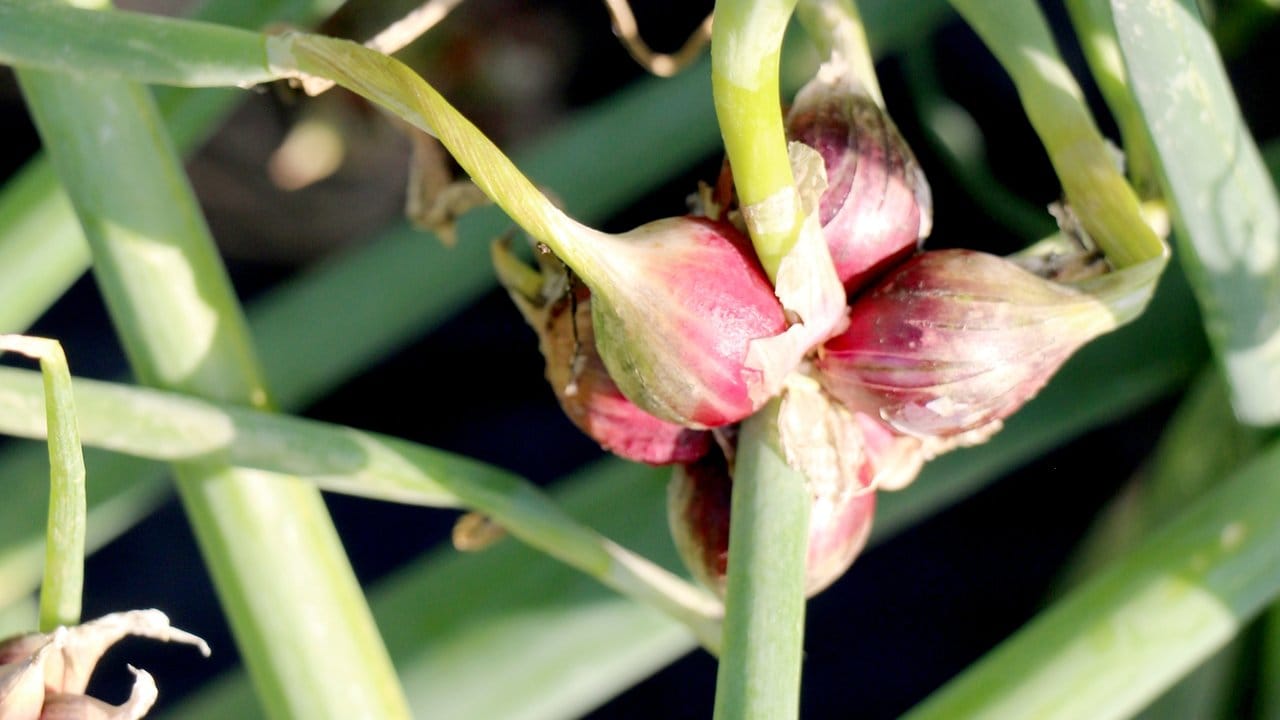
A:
[15, 17, 410, 718]
[0, 0, 343, 335]
[906, 437, 1280, 720]
[1062, 0, 1159, 195]
[945, 0, 1165, 269]
[1107, 0, 1280, 426]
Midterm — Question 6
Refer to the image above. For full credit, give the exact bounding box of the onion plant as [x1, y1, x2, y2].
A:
[0, 0, 1277, 718]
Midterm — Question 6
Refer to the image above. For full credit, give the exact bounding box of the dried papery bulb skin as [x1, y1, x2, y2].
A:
[1, 652, 48, 720]
[777, 373, 926, 494]
[802, 485, 875, 596]
[667, 429, 879, 597]
[816, 249, 1117, 438]
[39, 666, 158, 720]
[590, 217, 789, 428]
[0, 634, 44, 666]
[0, 612, 202, 720]
[667, 446, 733, 596]
[492, 238, 711, 465]
[787, 65, 933, 292]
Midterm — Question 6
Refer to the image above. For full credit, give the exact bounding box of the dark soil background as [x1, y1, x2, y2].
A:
[2, 0, 1277, 717]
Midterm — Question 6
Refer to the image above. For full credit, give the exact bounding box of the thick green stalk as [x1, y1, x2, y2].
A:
[0, 3, 275, 86]
[17, 45, 409, 720]
[707, 3, 812, 714]
[905, 438, 1280, 720]
[945, 0, 1165, 269]
[712, 400, 809, 720]
[711, 0, 801, 279]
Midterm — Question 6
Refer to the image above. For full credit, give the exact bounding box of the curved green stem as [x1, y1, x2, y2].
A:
[795, 0, 883, 106]
[269, 34, 619, 280]
[945, 0, 1165, 269]
[0, 335, 85, 631]
[1062, 0, 1159, 196]
[711, 0, 801, 279]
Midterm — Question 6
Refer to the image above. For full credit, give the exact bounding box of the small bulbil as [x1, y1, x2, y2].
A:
[786, 63, 932, 292]
[816, 249, 1117, 438]
[667, 445, 734, 593]
[492, 238, 711, 465]
[577, 216, 790, 429]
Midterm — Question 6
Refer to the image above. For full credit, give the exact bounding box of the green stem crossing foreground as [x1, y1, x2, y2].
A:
[0, 366, 724, 649]
[708, 3, 812, 717]
[15, 15, 410, 718]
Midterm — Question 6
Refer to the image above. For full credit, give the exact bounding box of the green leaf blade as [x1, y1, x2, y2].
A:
[906, 439, 1280, 720]
[1110, 0, 1280, 425]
